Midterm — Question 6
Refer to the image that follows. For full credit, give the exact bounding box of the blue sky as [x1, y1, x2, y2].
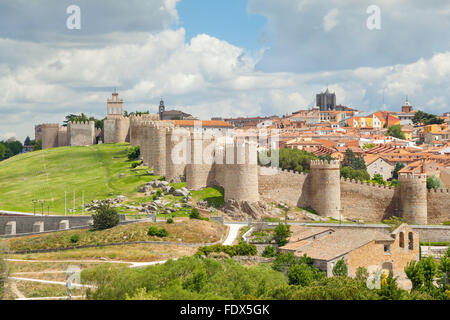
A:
[176, 0, 268, 51]
[0, 0, 449, 141]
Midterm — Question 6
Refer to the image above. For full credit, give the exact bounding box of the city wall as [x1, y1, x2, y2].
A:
[68, 121, 95, 146]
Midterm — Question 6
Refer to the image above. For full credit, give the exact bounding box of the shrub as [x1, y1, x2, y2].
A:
[127, 146, 140, 160]
[274, 223, 291, 246]
[426, 175, 444, 190]
[262, 246, 277, 258]
[272, 253, 313, 274]
[332, 259, 348, 277]
[196, 242, 257, 257]
[166, 218, 174, 224]
[355, 267, 369, 281]
[378, 271, 402, 300]
[147, 226, 169, 238]
[131, 161, 141, 169]
[70, 234, 80, 244]
[189, 208, 201, 220]
[383, 216, 405, 232]
[288, 264, 315, 286]
[92, 205, 120, 231]
[405, 260, 424, 290]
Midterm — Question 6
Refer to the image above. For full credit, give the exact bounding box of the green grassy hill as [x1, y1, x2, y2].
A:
[0, 143, 156, 214]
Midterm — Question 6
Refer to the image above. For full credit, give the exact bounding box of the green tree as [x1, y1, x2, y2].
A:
[274, 223, 291, 246]
[288, 264, 315, 286]
[340, 166, 370, 181]
[392, 162, 405, 179]
[405, 260, 424, 290]
[355, 267, 369, 281]
[437, 250, 449, 293]
[262, 245, 277, 258]
[372, 173, 385, 185]
[386, 125, 405, 140]
[342, 149, 366, 170]
[92, 204, 120, 230]
[426, 175, 444, 190]
[378, 271, 402, 300]
[412, 110, 444, 125]
[127, 146, 141, 160]
[420, 256, 438, 291]
[33, 139, 42, 151]
[332, 259, 348, 277]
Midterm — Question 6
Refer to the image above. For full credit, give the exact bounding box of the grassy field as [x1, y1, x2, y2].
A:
[0, 143, 160, 214]
[8, 243, 198, 263]
[3, 219, 225, 252]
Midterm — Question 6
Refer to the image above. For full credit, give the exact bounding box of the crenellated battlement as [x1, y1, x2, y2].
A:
[69, 120, 95, 126]
[310, 159, 340, 168]
[399, 173, 427, 180]
[41, 123, 60, 128]
[428, 188, 450, 193]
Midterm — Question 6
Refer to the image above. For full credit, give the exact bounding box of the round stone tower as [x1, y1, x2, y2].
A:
[223, 140, 259, 203]
[399, 173, 427, 224]
[150, 123, 168, 177]
[186, 131, 216, 190]
[309, 160, 341, 219]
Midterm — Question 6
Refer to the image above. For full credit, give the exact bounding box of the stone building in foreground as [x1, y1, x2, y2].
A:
[280, 224, 419, 281]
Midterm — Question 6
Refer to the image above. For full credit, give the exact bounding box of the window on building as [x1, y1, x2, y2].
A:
[399, 232, 405, 248]
[408, 232, 414, 250]
[384, 244, 391, 253]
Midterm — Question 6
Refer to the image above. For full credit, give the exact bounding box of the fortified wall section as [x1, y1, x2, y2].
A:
[68, 121, 95, 146]
[258, 168, 309, 208]
[41, 124, 60, 149]
[427, 189, 450, 224]
[340, 179, 398, 222]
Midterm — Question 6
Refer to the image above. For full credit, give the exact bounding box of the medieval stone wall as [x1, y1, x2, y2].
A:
[68, 121, 95, 146]
[427, 188, 450, 224]
[57, 126, 68, 147]
[41, 124, 60, 149]
[340, 179, 399, 222]
[258, 168, 309, 207]
[103, 119, 116, 144]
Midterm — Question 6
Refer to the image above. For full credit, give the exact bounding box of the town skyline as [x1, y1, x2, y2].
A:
[1, 1, 449, 142]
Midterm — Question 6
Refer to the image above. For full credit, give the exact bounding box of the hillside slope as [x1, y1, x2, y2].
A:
[0, 143, 155, 214]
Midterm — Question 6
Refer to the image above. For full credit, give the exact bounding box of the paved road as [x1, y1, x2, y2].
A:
[223, 224, 242, 246]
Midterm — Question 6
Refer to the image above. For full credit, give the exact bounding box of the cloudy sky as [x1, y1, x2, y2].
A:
[0, 0, 449, 141]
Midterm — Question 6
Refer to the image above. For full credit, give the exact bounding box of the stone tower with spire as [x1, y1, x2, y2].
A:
[316, 88, 336, 111]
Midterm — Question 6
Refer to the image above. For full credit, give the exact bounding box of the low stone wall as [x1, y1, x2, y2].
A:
[0, 214, 94, 236]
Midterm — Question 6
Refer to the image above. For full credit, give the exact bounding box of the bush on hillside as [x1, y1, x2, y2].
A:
[274, 223, 291, 246]
[92, 204, 120, 231]
[127, 146, 140, 160]
[262, 245, 277, 258]
[196, 242, 257, 257]
[147, 226, 169, 238]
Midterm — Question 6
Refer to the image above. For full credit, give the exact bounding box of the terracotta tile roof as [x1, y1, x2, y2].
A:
[281, 229, 393, 261]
